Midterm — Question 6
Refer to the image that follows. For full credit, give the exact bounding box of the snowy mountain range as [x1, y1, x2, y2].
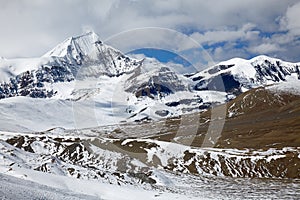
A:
[0, 31, 300, 132]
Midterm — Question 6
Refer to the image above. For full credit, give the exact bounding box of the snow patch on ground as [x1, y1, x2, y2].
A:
[267, 75, 300, 96]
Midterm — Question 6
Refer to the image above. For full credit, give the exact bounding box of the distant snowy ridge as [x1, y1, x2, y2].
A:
[192, 55, 300, 95]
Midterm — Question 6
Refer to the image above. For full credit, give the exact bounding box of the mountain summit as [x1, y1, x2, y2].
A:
[43, 31, 100, 58]
[43, 31, 140, 75]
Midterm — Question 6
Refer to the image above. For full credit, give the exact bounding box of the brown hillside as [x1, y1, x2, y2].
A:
[127, 87, 300, 149]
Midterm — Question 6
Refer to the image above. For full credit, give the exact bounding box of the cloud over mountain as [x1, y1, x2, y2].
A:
[0, 0, 299, 63]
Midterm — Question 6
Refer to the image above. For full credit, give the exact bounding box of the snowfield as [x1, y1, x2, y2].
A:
[267, 74, 300, 96]
[0, 172, 205, 200]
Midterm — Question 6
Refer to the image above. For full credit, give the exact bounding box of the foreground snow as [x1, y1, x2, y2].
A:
[0, 173, 99, 200]
[1, 158, 299, 200]
[1, 168, 207, 200]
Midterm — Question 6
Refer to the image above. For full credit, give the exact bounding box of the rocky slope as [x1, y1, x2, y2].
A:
[140, 85, 300, 150]
[0, 129, 299, 182]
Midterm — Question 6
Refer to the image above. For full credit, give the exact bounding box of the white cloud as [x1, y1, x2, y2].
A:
[0, 0, 299, 63]
[280, 2, 300, 36]
[248, 43, 283, 54]
[254, 1, 300, 61]
[190, 23, 259, 45]
[207, 43, 249, 63]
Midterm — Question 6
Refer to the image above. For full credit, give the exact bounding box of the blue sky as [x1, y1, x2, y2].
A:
[0, 0, 299, 64]
[129, 48, 192, 67]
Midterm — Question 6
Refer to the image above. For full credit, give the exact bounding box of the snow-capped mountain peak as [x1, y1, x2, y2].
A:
[0, 31, 145, 103]
[43, 31, 100, 58]
[41, 31, 140, 77]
